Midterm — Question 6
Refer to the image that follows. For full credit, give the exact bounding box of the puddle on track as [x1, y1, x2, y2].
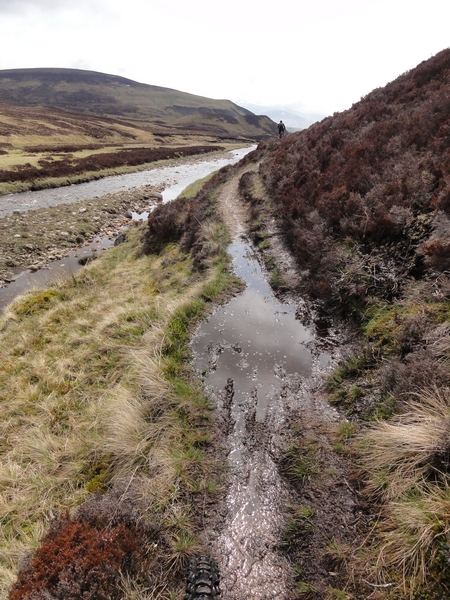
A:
[192, 238, 330, 599]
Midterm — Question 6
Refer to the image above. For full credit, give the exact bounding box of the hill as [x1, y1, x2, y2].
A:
[0, 68, 276, 140]
[259, 47, 450, 299]
[234, 47, 450, 595]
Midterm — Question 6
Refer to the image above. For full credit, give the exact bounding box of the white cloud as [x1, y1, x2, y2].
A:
[0, 0, 106, 14]
[0, 0, 448, 115]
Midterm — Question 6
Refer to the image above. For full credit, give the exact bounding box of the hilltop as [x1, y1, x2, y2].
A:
[0, 68, 276, 140]
[0, 68, 275, 194]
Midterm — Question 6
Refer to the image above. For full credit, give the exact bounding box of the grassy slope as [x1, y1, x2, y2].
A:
[0, 68, 276, 142]
[0, 166, 245, 598]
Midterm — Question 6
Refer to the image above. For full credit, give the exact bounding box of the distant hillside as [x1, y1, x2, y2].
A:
[239, 102, 326, 130]
[0, 68, 276, 140]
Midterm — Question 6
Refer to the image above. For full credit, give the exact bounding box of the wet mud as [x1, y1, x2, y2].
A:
[192, 238, 337, 599]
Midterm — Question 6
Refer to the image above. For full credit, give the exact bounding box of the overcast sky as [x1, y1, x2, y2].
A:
[0, 0, 448, 116]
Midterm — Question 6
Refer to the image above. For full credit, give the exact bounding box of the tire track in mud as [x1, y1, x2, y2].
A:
[191, 171, 339, 599]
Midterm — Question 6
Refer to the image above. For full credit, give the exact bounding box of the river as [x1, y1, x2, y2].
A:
[0, 146, 254, 312]
[0, 147, 254, 218]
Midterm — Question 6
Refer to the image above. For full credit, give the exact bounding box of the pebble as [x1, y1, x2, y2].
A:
[0, 184, 162, 283]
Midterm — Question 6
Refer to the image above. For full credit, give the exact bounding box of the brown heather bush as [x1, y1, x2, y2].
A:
[258, 48, 450, 310]
[142, 163, 235, 267]
[8, 482, 169, 600]
[9, 513, 143, 600]
[24, 144, 104, 153]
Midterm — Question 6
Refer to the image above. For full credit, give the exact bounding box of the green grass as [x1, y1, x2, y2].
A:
[325, 354, 369, 392]
[180, 172, 218, 198]
[281, 441, 321, 487]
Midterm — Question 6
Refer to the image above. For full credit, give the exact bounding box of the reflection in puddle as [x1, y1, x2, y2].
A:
[191, 239, 316, 599]
[193, 239, 313, 423]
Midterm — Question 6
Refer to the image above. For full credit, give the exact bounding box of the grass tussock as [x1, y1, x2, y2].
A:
[357, 387, 450, 595]
[0, 187, 239, 599]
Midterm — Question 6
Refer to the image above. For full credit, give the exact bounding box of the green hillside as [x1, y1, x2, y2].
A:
[0, 68, 276, 139]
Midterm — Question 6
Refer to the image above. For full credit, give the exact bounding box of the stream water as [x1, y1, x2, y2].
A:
[0, 147, 254, 218]
[0, 146, 254, 312]
[191, 238, 331, 599]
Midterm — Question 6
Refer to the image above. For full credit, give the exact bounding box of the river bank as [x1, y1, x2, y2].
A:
[0, 216, 241, 599]
[0, 147, 253, 295]
[0, 185, 161, 287]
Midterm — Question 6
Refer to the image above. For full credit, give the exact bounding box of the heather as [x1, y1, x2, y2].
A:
[260, 48, 450, 304]
[255, 48, 450, 596]
[0, 145, 223, 187]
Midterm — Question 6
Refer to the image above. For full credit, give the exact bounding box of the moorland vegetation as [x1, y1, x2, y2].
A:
[1, 165, 244, 600]
[3, 49, 450, 599]
[244, 48, 450, 597]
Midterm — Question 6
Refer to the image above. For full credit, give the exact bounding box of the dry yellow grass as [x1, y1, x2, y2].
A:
[358, 386, 450, 594]
[359, 387, 450, 500]
[0, 219, 234, 598]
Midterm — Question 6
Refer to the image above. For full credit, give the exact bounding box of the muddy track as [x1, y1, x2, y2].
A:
[192, 167, 364, 599]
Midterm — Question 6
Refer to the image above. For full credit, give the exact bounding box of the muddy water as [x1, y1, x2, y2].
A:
[0, 147, 254, 312]
[192, 239, 329, 599]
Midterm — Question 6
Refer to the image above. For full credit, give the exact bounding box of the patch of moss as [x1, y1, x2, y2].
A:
[12, 288, 65, 316]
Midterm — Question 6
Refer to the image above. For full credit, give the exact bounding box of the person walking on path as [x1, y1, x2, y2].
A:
[277, 120, 286, 138]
